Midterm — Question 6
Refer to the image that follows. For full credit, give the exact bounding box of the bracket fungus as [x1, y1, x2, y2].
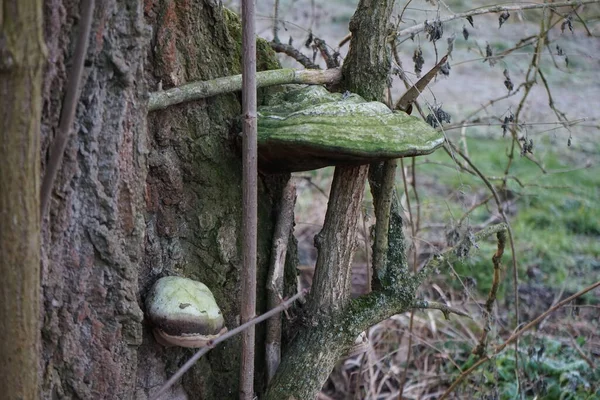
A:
[257, 86, 445, 172]
[145, 276, 227, 348]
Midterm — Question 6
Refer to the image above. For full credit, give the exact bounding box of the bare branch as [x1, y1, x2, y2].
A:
[240, 1, 258, 396]
[148, 68, 341, 111]
[472, 229, 507, 357]
[266, 179, 297, 382]
[411, 300, 472, 319]
[270, 41, 320, 69]
[151, 291, 307, 400]
[40, 0, 95, 217]
[395, 54, 448, 112]
[415, 223, 508, 284]
[397, 1, 599, 39]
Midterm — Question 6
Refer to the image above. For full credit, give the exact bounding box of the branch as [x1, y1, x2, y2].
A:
[472, 229, 507, 357]
[151, 290, 306, 400]
[266, 179, 297, 382]
[439, 280, 600, 400]
[397, 1, 599, 39]
[148, 68, 341, 111]
[40, 0, 95, 217]
[368, 163, 409, 289]
[411, 300, 472, 319]
[395, 54, 448, 112]
[269, 41, 320, 69]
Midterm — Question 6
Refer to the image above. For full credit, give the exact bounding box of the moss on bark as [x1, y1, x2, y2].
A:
[141, 2, 286, 399]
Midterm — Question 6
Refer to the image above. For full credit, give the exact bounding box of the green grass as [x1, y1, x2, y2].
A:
[412, 134, 599, 299]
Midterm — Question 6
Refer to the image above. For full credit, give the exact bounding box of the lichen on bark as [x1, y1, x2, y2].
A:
[140, 1, 287, 398]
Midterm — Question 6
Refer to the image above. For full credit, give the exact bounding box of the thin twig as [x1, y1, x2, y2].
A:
[266, 180, 297, 382]
[439, 280, 600, 400]
[371, 160, 397, 283]
[40, 0, 95, 217]
[445, 141, 519, 326]
[566, 329, 596, 369]
[313, 37, 339, 69]
[240, 0, 258, 397]
[396, 1, 598, 39]
[272, 0, 280, 43]
[338, 33, 351, 48]
[411, 157, 421, 233]
[415, 223, 508, 284]
[472, 230, 507, 357]
[148, 67, 341, 111]
[411, 300, 472, 319]
[151, 291, 307, 400]
[458, 194, 493, 225]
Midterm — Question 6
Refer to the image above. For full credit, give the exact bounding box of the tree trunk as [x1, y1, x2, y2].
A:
[40, 0, 148, 397]
[265, 1, 396, 398]
[0, 1, 45, 398]
[40, 1, 285, 399]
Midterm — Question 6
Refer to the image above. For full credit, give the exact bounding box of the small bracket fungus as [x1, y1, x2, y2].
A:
[145, 276, 227, 348]
[257, 86, 445, 172]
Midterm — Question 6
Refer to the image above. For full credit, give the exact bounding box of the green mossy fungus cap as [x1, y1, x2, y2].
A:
[145, 276, 225, 337]
[257, 86, 444, 172]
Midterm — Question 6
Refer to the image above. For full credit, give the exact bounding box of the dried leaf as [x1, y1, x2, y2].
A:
[396, 55, 448, 112]
[499, 11, 510, 28]
[426, 106, 451, 128]
[440, 62, 451, 76]
[425, 20, 444, 42]
[413, 46, 424, 77]
[503, 69, 513, 91]
[561, 15, 574, 33]
[486, 43, 493, 59]
[462, 25, 469, 41]
[447, 34, 456, 58]
[483, 43, 497, 66]
[466, 15, 474, 27]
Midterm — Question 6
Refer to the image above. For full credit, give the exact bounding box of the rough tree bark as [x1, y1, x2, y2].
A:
[0, 1, 45, 398]
[40, 1, 286, 399]
[36, 0, 413, 398]
[40, 0, 148, 397]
